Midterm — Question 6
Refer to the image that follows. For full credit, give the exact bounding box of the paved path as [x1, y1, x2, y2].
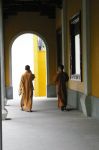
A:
[2, 98, 99, 150]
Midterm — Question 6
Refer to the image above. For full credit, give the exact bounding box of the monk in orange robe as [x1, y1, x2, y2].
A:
[19, 65, 35, 112]
[55, 64, 69, 111]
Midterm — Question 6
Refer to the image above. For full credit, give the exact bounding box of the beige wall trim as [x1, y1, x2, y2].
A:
[82, 0, 91, 95]
[61, 0, 67, 70]
[0, 0, 8, 122]
[0, 0, 4, 149]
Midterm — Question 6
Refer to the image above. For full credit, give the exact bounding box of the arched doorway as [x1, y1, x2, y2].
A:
[11, 33, 47, 100]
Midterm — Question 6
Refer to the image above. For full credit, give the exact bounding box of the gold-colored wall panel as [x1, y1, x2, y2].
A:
[56, 8, 62, 30]
[4, 12, 57, 86]
[67, 0, 84, 93]
[91, 0, 99, 97]
[55, 0, 84, 93]
[33, 35, 46, 96]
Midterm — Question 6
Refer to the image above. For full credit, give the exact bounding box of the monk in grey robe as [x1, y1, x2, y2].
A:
[19, 65, 35, 112]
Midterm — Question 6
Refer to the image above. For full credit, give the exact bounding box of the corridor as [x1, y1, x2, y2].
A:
[2, 98, 99, 150]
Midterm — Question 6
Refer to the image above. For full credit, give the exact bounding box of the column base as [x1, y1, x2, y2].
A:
[4, 97, 7, 106]
[47, 84, 56, 97]
[5, 86, 13, 99]
[80, 94, 91, 117]
[2, 108, 8, 120]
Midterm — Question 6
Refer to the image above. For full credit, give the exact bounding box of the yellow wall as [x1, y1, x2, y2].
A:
[91, 0, 99, 97]
[33, 35, 39, 96]
[55, 0, 99, 96]
[4, 12, 57, 87]
[6, 0, 98, 96]
[67, 0, 84, 93]
[56, 8, 62, 30]
[33, 35, 46, 96]
[38, 51, 46, 96]
[56, 0, 84, 93]
[5, 51, 10, 86]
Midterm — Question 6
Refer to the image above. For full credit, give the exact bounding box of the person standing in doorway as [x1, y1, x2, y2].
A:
[55, 64, 69, 111]
[19, 65, 35, 112]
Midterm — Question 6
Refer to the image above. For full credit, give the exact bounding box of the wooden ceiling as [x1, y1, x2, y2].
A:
[3, 0, 63, 19]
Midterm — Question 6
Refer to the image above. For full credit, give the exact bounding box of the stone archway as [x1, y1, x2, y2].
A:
[6, 31, 49, 99]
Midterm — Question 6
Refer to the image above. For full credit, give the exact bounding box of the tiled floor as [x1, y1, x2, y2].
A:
[2, 98, 99, 150]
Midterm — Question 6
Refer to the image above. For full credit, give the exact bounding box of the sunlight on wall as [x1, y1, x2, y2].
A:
[12, 33, 34, 99]
[75, 34, 80, 75]
[33, 35, 47, 96]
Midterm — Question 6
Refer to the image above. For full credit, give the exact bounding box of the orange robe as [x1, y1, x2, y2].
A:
[55, 71, 69, 109]
[19, 70, 35, 112]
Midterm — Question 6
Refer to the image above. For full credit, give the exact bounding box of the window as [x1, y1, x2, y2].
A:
[75, 34, 80, 75]
[70, 12, 82, 81]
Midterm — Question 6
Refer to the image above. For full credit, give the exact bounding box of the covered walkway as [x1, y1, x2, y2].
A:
[2, 98, 99, 150]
